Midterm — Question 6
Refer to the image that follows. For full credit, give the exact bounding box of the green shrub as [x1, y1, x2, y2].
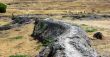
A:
[0, 3, 7, 13]
[9, 55, 30, 57]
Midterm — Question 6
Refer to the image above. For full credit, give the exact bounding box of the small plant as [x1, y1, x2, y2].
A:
[0, 3, 7, 13]
[9, 54, 30, 57]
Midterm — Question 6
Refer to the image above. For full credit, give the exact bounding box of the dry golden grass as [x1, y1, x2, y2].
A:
[0, 0, 110, 14]
[0, 23, 42, 57]
[71, 20, 110, 30]
[0, 9, 76, 17]
[0, 0, 110, 56]
[0, 21, 9, 26]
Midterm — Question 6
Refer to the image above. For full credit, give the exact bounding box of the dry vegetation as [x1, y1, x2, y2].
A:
[0, 0, 110, 57]
[0, 24, 42, 57]
[0, 0, 110, 16]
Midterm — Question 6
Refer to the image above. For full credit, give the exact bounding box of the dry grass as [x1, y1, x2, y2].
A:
[0, 0, 110, 14]
[0, 21, 9, 26]
[0, 0, 110, 57]
[0, 23, 42, 57]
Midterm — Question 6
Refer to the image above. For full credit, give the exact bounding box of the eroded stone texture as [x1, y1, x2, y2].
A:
[0, 15, 32, 30]
[32, 19, 99, 57]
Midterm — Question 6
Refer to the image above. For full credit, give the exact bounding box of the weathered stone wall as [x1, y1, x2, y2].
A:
[32, 18, 99, 57]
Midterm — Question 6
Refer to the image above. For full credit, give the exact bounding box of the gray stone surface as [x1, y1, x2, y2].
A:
[32, 18, 99, 57]
[0, 15, 32, 30]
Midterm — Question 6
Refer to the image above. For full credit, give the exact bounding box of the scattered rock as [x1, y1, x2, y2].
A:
[93, 32, 103, 40]
[12, 15, 32, 24]
[0, 15, 33, 31]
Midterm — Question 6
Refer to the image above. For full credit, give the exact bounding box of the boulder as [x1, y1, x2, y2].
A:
[32, 19, 99, 57]
[93, 32, 103, 40]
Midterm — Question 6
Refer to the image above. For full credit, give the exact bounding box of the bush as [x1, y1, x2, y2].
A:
[0, 3, 7, 13]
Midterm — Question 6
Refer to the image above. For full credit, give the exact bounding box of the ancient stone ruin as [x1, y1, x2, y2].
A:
[32, 18, 99, 57]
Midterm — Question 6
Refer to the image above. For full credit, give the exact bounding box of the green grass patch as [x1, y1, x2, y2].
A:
[80, 24, 97, 33]
[10, 36, 23, 40]
[9, 54, 30, 57]
[85, 27, 97, 32]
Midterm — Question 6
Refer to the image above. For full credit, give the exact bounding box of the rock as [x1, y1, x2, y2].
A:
[12, 15, 32, 24]
[32, 19, 99, 57]
[93, 32, 103, 40]
[0, 15, 33, 31]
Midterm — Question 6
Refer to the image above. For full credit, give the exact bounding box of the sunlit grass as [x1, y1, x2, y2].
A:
[0, 21, 9, 26]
